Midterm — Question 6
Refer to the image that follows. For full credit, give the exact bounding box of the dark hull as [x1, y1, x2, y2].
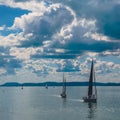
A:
[83, 98, 97, 103]
[61, 93, 67, 98]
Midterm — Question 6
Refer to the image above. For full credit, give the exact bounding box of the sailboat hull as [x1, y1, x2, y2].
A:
[83, 97, 97, 103]
[61, 93, 67, 98]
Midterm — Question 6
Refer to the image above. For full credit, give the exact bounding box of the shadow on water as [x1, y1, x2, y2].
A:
[87, 102, 97, 119]
[62, 97, 67, 106]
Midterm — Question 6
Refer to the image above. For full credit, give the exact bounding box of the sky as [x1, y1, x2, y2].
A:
[0, 0, 120, 84]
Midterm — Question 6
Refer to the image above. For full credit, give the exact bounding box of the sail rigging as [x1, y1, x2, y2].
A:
[83, 59, 97, 103]
[88, 60, 94, 97]
[61, 73, 67, 98]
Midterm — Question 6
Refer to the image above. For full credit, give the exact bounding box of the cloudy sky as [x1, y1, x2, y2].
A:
[0, 0, 120, 83]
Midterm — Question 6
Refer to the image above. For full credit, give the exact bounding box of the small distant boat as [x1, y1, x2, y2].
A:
[21, 85, 23, 90]
[83, 59, 97, 103]
[45, 84, 48, 89]
[60, 73, 67, 98]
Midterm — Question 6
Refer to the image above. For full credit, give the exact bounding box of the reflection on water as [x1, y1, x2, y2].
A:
[87, 102, 97, 119]
[62, 97, 67, 107]
[0, 87, 120, 120]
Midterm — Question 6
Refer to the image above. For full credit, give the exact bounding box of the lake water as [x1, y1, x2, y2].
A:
[0, 86, 119, 120]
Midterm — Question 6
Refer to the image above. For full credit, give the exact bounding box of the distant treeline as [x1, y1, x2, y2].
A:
[0, 81, 120, 87]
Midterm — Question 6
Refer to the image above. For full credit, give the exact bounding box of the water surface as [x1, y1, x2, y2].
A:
[0, 86, 119, 120]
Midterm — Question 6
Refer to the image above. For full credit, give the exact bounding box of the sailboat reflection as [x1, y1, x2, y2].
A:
[87, 102, 97, 119]
[60, 73, 67, 98]
[62, 97, 67, 106]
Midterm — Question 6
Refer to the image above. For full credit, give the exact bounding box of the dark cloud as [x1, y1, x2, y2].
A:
[96, 5, 120, 39]
[30, 38, 120, 60]
[32, 53, 77, 59]
[57, 0, 120, 40]
[65, 41, 120, 52]
[13, 0, 30, 2]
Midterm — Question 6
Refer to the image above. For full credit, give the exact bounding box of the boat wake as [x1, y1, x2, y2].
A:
[69, 99, 84, 102]
[52, 95, 84, 102]
[51, 94, 84, 102]
[52, 94, 61, 98]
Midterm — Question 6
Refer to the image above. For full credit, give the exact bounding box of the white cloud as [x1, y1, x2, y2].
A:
[0, 26, 5, 31]
[51, 17, 97, 47]
[101, 49, 120, 56]
[0, 0, 47, 12]
[55, 49, 65, 53]
[84, 32, 120, 43]
[10, 47, 43, 60]
[0, 68, 7, 75]
[23, 59, 58, 74]
[10, 3, 75, 48]
[95, 60, 120, 75]
[0, 34, 20, 47]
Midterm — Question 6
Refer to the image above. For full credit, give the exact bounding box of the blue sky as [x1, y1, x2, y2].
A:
[0, 0, 120, 83]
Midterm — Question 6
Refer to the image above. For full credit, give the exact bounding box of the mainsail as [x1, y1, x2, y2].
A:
[88, 60, 94, 97]
[83, 59, 97, 103]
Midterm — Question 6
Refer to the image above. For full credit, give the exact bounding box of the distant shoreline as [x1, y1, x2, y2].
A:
[0, 81, 120, 87]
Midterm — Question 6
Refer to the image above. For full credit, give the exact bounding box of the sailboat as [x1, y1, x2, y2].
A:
[60, 73, 67, 98]
[83, 59, 97, 103]
[45, 84, 48, 89]
[21, 85, 23, 90]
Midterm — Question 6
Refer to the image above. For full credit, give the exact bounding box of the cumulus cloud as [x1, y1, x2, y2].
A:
[10, 1, 120, 57]
[11, 3, 74, 48]
[17, 55, 120, 82]
[10, 47, 39, 60]
[79, 58, 120, 80]
[0, 0, 119, 82]
[100, 49, 120, 56]
[1, 0, 119, 56]
[68, 0, 120, 40]
[0, 34, 22, 47]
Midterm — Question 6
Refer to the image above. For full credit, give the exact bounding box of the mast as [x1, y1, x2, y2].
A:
[94, 71, 97, 98]
[64, 77, 66, 93]
[88, 59, 94, 97]
[62, 73, 66, 93]
[83, 59, 97, 102]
